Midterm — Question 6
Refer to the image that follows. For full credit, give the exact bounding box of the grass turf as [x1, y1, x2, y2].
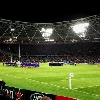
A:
[0, 62, 100, 100]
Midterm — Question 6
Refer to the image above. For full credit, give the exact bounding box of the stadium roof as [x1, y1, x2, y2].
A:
[0, 14, 100, 44]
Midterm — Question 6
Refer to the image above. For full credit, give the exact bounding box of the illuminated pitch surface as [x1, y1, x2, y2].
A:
[0, 63, 100, 100]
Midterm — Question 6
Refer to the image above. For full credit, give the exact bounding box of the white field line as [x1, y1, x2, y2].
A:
[73, 85, 100, 97]
[0, 72, 68, 90]
[0, 72, 99, 97]
[73, 89, 99, 97]
[1, 72, 100, 89]
[73, 84, 100, 90]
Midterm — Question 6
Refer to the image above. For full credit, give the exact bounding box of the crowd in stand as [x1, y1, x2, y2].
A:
[0, 42, 100, 64]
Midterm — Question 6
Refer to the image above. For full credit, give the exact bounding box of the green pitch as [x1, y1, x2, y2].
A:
[0, 63, 100, 100]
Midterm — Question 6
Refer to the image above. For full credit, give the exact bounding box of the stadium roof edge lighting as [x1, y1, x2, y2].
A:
[70, 14, 100, 22]
[34, 23, 53, 24]
[0, 14, 100, 43]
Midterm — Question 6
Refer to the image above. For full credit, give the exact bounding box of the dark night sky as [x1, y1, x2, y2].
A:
[0, 1, 100, 23]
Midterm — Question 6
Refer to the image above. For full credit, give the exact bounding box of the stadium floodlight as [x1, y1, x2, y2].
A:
[40, 28, 53, 39]
[11, 28, 15, 31]
[72, 23, 89, 33]
[45, 39, 54, 41]
[72, 23, 89, 38]
[9, 38, 12, 41]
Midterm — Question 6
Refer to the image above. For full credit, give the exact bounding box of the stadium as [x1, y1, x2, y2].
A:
[0, 14, 100, 100]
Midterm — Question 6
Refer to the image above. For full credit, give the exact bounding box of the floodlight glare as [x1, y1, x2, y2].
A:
[72, 23, 89, 33]
[40, 28, 53, 39]
[9, 38, 12, 41]
[41, 28, 45, 32]
[42, 32, 51, 38]
[45, 28, 53, 34]
[11, 28, 15, 31]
